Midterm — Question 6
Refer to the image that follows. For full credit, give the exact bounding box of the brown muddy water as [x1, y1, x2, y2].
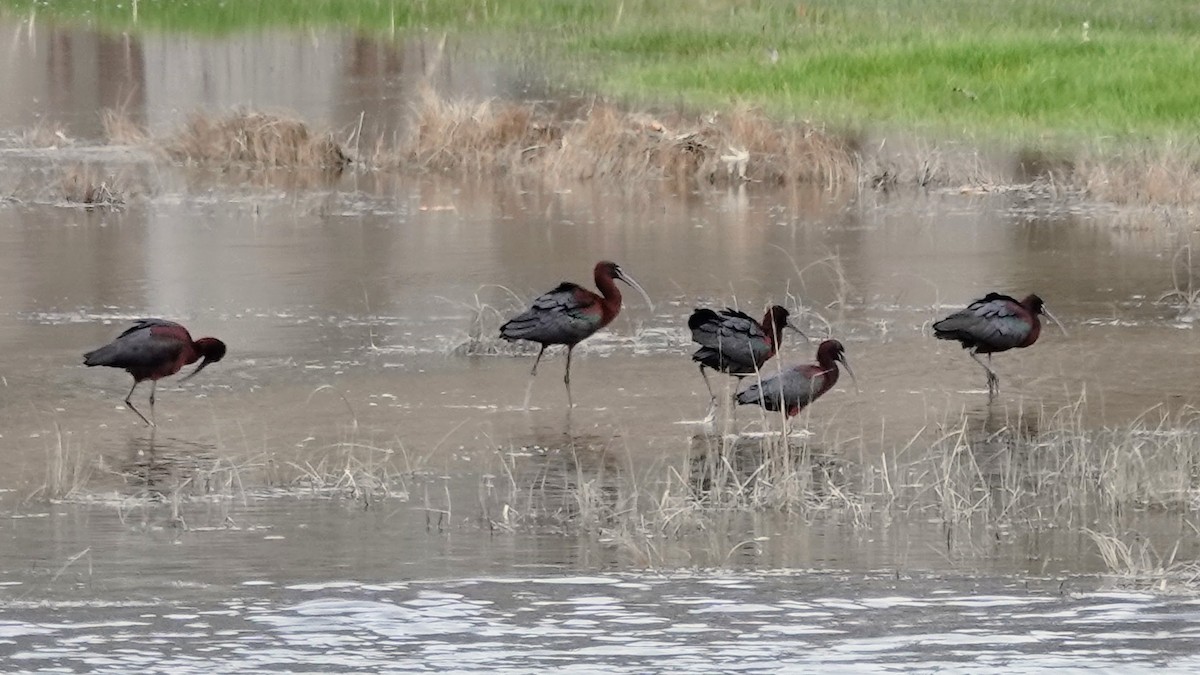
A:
[3, 14, 1200, 673]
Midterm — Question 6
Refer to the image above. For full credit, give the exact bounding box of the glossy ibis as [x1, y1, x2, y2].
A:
[83, 319, 227, 425]
[736, 339, 855, 417]
[500, 261, 652, 407]
[688, 305, 806, 403]
[933, 293, 1066, 396]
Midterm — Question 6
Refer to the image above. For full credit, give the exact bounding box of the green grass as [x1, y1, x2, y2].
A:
[11, 0, 1200, 141]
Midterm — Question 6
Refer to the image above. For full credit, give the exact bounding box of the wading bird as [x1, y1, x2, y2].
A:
[688, 305, 805, 403]
[735, 339, 855, 417]
[500, 261, 652, 407]
[932, 293, 1065, 396]
[83, 319, 227, 425]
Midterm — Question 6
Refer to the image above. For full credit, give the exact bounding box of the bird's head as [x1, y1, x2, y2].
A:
[817, 339, 859, 392]
[765, 305, 807, 342]
[182, 337, 227, 381]
[1024, 294, 1067, 336]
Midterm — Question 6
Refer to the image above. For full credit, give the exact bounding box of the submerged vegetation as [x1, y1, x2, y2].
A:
[28, 400, 1200, 585]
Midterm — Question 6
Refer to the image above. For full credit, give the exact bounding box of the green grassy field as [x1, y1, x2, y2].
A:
[10, 0, 1200, 142]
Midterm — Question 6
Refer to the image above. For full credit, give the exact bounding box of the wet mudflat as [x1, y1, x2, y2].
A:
[3, 14, 1200, 672]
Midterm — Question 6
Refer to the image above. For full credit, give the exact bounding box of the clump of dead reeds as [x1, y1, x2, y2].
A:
[1070, 142, 1200, 206]
[378, 88, 855, 187]
[28, 424, 94, 502]
[164, 110, 350, 170]
[101, 108, 150, 146]
[289, 437, 411, 508]
[59, 164, 125, 208]
[19, 120, 72, 148]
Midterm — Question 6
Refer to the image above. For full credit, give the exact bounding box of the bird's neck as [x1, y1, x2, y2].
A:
[184, 342, 203, 365]
[762, 312, 782, 346]
[816, 359, 840, 392]
[595, 273, 623, 319]
[1020, 316, 1043, 348]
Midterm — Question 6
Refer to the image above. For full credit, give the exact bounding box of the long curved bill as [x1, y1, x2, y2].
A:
[1043, 307, 1068, 336]
[839, 356, 861, 394]
[616, 268, 654, 313]
[180, 359, 214, 382]
[785, 319, 810, 342]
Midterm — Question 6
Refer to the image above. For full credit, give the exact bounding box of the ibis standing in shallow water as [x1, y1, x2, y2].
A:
[83, 319, 227, 425]
[932, 293, 1066, 396]
[500, 261, 652, 407]
[736, 339, 855, 418]
[688, 305, 805, 404]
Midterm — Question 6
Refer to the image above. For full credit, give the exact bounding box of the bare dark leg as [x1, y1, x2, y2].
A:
[149, 380, 158, 425]
[564, 346, 574, 408]
[123, 380, 153, 426]
[699, 366, 716, 403]
[970, 351, 999, 397]
[530, 344, 547, 376]
[698, 366, 718, 422]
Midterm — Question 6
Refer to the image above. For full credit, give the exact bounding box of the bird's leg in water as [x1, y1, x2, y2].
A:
[564, 346, 574, 408]
[530, 345, 547, 376]
[698, 366, 718, 423]
[970, 351, 1000, 396]
[123, 381, 153, 426]
[699, 366, 717, 404]
[523, 345, 548, 410]
[149, 380, 158, 424]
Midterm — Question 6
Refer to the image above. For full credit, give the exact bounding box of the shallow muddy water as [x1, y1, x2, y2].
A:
[2, 13, 1200, 672]
[6, 572, 1200, 673]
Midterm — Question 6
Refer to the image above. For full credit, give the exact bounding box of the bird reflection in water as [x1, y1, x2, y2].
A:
[118, 431, 220, 500]
[686, 431, 849, 504]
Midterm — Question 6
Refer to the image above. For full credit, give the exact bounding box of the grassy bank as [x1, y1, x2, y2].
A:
[10, 0, 1200, 143]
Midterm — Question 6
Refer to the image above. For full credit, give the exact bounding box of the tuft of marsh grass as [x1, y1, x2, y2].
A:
[59, 164, 125, 208]
[164, 110, 351, 170]
[18, 121, 72, 149]
[1070, 142, 1200, 206]
[29, 424, 94, 502]
[448, 288, 533, 357]
[377, 88, 854, 187]
[101, 108, 151, 146]
[288, 435, 412, 508]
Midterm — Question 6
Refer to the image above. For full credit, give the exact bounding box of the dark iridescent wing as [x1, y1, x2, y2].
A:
[736, 366, 825, 412]
[689, 308, 771, 373]
[500, 282, 603, 345]
[933, 294, 1031, 349]
[84, 322, 186, 371]
[118, 318, 187, 339]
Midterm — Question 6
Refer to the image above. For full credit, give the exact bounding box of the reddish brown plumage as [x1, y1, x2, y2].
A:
[933, 292, 1062, 396]
[499, 261, 652, 407]
[83, 319, 227, 425]
[736, 339, 852, 418]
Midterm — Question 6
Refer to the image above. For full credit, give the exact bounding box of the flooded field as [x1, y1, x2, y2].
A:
[3, 14, 1200, 672]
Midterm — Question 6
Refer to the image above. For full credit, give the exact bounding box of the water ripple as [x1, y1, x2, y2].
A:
[2, 573, 1200, 673]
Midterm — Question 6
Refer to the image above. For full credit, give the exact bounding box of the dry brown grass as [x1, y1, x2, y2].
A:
[101, 108, 151, 146]
[59, 164, 125, 208]
[1069, 142, 1200, 206]
[373, 88, 855, 187]
[164, 110, 350, 170]
[19, 120, 73, 148]
[93, 99, 1200, 204]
